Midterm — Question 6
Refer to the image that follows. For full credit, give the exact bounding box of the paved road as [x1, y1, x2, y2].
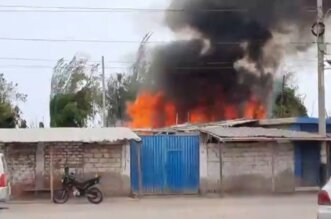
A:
[0, 194, 317, 219]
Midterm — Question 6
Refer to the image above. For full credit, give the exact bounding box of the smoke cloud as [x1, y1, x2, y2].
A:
[138, 0, 331, 124]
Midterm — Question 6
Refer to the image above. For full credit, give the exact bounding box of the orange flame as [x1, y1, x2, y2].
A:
[127, 91, 176, 128]
[244, 98, 267, 119]
[127, 91, 266, 128]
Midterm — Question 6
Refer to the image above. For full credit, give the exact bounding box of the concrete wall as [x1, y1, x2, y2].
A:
[204, 141, 295, 193]
[206, 143, 221, 193]
[4, 142, 131, 199]
[199, 137, 208, 194]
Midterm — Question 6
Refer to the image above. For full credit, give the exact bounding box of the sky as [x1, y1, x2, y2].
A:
[0, 0, 330, 127]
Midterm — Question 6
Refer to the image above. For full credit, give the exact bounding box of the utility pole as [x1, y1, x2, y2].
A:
[317, 0, 326, 137]
[101, 56, 107, 127]
[315, 0, 328, 182]
[280, 75, 286, 117]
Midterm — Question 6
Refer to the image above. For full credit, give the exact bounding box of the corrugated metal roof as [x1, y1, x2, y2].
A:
[259, 117, 331, 125]
[155, 119, 257, 132]
[200, 126, 326, 142]
[0, 127, 141, 143]
[258, 118, 298, 125]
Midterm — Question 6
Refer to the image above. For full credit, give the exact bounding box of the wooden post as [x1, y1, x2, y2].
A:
[50, 145, 54, 202]
[218, 141, 223, 196]
[271, 143, 275, 193]
[137, 142, 143, 198]
[326, 142, 330, 180]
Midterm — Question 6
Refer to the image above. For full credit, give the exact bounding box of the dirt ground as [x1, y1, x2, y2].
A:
[0, 194, 317, 219]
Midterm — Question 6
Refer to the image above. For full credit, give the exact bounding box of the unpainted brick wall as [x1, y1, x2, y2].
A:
[206, 142, 295, 193]
[206, 143, 220, 193]
[44, 142, 127, 196]
[5, 143, 36, 185]
[43, 143, 122, 174]
[44, 142, 84, 175]
[3, 142, 129, 198]
[4, 143, 36, 197]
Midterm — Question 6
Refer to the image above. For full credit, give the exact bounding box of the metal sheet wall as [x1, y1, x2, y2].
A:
[294, 142, 321, 187]
[130, 135, 200, 194]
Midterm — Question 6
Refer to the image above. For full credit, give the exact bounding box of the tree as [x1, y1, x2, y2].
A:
[273, 74, 307, 118]
[20, 120, 28, 128]
[106, 73, 139, 126]
[0, 73, 27, 128]
[105, 34, 151, 126]
[50, 56, 101, 127]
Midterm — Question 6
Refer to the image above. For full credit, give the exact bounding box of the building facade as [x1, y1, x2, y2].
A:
[133, 125, 326, 195]
[0, 128, 140, 199]
[259, 117, 331, 188]
[201, 141, 295, 193]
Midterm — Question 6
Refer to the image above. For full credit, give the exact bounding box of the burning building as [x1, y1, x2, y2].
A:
[128, 0, 330, 128]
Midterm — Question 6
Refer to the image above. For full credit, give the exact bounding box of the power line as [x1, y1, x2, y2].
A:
[0, 64, 132, 69]
[0, 64, 323, 70]
[0, 5, 318, 14]
[0, 37, 164, 44]
[0, 36, 322, 46]
[0, 56, 134, 64]
[0, 5, 248, 13]
[0, 56, 320, 66]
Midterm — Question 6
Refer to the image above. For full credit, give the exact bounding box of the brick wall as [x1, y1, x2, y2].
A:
[205, 142, 295, 193]
[4, 141, 131, 199]
[4, 143, 36, 197]
[44, 143, 128, 196]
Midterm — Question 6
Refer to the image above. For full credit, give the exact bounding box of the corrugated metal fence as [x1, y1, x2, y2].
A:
[131, 135, 200, 194]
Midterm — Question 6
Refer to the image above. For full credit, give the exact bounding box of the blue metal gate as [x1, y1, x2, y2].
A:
[131, 135, 200, 194]
[295, 142, 321, 186]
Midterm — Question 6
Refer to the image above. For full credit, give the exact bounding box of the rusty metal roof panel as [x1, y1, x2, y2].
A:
[155, 119, 257, 132]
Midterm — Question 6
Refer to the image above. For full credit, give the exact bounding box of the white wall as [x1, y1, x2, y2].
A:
[206, 143, 221, 193]
[122, 142, 130, 177]
[199, 139, 208, 193]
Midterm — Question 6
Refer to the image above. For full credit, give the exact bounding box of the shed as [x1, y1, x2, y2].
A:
[258, 117, 331, 132]
[0, 128, 141, 199]
[258, 117, 331, 188]
[198, 126, 329, 193]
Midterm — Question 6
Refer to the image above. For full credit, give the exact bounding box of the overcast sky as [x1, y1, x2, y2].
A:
[0, 0, 330, 127]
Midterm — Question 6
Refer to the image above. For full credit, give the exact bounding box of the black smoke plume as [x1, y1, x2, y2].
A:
[141, 0, 331, 124]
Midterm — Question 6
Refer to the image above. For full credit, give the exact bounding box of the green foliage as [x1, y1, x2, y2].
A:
[0, 103, 17, 128]
[106, 74, 127, 125]
[50, 88, 96, 127]
[0, 73, 27, 128]
[39, 122, 44, 128]
[20, 120, 28, 128]
[105, 36, 150, 126]
[50, 56, 101, 127]
[105, 71, 146, 126]
[273, 75, 307, 118]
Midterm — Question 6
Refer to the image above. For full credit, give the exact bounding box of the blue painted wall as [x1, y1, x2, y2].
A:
[291, 117, 331, 133]
[291, 118, 325, 186]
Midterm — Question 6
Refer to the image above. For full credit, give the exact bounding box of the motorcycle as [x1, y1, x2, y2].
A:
[53, 167, 103, 204]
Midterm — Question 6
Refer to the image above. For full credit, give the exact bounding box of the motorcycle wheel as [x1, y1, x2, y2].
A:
[53, 189, 69, 204]
[86, 187, 103, 204]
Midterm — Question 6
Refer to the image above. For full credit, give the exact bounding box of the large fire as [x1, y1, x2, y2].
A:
[127, 91, 266, 128]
